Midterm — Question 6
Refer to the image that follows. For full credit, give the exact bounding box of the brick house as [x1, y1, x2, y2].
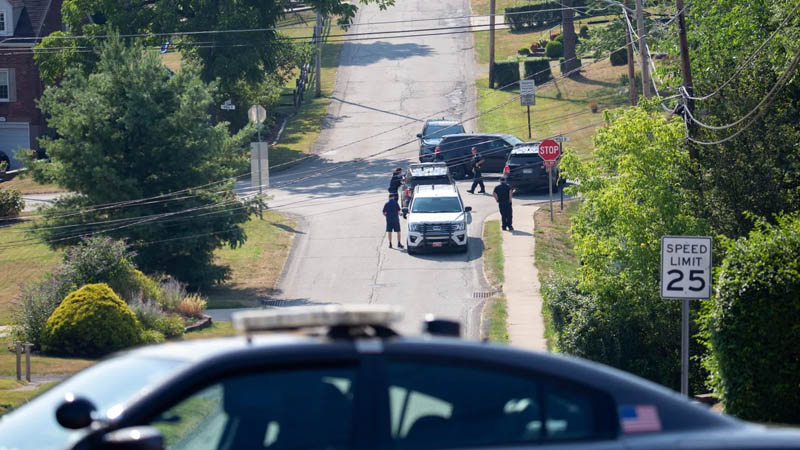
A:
[0, 0, 62, 170]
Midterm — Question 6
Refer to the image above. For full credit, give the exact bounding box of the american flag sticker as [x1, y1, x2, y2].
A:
[619, 404, 662, 433]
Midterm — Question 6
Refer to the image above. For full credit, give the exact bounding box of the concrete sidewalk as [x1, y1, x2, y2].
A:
[488, 205, 547, 351]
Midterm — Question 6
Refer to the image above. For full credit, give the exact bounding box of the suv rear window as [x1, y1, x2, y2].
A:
[424, 123, 464, 138]
[508, 154, 542, 164]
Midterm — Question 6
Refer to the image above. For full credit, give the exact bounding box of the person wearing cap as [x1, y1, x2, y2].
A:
[467, 147, 486, 194]
[493, 176, 513, 231]
[388, 167, 403, 196]
[382, 193, 404, 249]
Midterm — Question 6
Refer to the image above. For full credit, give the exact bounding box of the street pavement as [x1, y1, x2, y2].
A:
[218, 0, 556, 339]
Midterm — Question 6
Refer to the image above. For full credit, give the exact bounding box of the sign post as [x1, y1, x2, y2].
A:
[553, 135, 568, 211]
[520, 79, 535, 139]
[248, 105, 268, 219]
[538, 139, 561, 222]
[661, 236, 712, 397]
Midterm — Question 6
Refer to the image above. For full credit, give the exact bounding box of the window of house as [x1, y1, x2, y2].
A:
[0, 11, 6, 34]
[0, 70, 9, 101]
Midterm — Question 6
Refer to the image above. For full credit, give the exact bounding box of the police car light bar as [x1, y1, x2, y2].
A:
[512, 142, 541, 154]
[408, 163, 449, 177]
[232, 304, 404, 333]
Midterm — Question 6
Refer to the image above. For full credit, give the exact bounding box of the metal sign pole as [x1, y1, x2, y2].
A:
[681, 299, 689, 396]
[257, 127, 263, 220]
[527, 105, 532, 139]
[548, 166, 554, 222]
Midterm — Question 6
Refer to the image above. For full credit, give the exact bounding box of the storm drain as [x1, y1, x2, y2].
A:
[472, 291, 498, 299]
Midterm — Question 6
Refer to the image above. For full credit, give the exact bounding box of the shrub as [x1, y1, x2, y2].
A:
[154, 315, 185, 338]
[702, 214, 800, 423]
[505, 3, 566, 31]
[116, 269, 162, 304]
[523, 58, 553, 84]
[0, 188, 24, 218]
[545, 41, 563, 59]
[493, 61, 520, 88]
[559, 57, 581, 74]
[43, 283, 141, 357]
[59, 236, 137, 300]
[14, 273, 75, 347]
[554, 34, 564, 43]
[579, 25, 590, 39]
[609, 47, 628, 66]
[518, 47, 531, 56]
[176, 293, 207, 319]
[129, 300, 167, 330]
[140, 329, 166, 345]
[158, 278, 186, 312]
[588, 100, 599, 113]
[620, 72, 643, 92]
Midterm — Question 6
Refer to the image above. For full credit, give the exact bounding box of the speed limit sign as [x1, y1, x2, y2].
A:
[660, 236, 712, 299]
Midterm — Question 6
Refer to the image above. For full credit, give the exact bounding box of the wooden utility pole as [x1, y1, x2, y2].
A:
[625, 0, 638, 105]
[315, 12, 323, 97]
[676, 0, 697, 159]
[635, 0, 651, 98]
[489, 0, 496, 88]
[562, 0, 579, 76]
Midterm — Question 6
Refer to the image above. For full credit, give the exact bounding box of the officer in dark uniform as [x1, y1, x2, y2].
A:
[388, 167, 403, 196]
[467, 147, 486, 194]
[493, 176, 513, 231]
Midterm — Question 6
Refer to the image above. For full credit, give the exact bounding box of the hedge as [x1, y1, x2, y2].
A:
[545, 41, 563, 59]
[493, 61, 520, 88]
[504, 1, 589, 31]
[43, 283, 141, 357]
[703, 214, 800, 423]
[0, 188, 24, 218]
[524, 58, 553, 84]
[610, 47, 628, 66]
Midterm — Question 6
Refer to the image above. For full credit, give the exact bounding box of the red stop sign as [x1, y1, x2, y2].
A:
[539, 139, 561, 162]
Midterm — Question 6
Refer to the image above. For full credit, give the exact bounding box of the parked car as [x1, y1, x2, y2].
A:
[433, 133, 523, 179]
[3, 305, 800, 450]
[401, 162, 454, 208]
[403, 184, 470, 254]
[504, 141, 563, 192]
[416, 119, 465, 163]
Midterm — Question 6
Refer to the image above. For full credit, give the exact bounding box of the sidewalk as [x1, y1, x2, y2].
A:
[488, 205, 547, 351]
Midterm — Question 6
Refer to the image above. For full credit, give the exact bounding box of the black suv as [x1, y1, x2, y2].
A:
[417, 119, 465, 163]
[401, 162, 454, 207]
[504, 142, 562, 192]
[433, 133, 523, 179]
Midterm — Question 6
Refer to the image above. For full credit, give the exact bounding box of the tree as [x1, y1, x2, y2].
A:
[30, 36, 258, 288]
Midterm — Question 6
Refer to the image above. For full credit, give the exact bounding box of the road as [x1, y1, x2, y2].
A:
[230, 0, 552, 338]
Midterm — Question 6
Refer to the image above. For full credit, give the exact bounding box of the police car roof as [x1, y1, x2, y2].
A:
[414, 184, 459, 197]
[408, 163, 449, 177]
[511, 141, 541, 154]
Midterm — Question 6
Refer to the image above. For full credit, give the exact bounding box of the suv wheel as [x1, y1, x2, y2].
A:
[451, 165, 467, 180]
[406, 240, 416, 255]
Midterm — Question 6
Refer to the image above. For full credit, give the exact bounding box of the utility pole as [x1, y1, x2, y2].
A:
[315, 12, 323, 98]
[635, 0, 651, 98]
[489, 0, 496, 88]
[625, 0, 638, 105]
[676, 0, 697, 159]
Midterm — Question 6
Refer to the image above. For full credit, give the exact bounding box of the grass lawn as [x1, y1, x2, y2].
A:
[482, 219, 508, 343]
[0, 381, 59, 416]
[0, 175, 63, 195]
[204, 211, 296, 309]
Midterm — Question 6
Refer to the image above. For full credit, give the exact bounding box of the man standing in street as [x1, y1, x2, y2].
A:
[388, 167, 403, 196]
[493, 176, 513, 231]
[467, 147, 486, 194]
[383, 193, 404, 248]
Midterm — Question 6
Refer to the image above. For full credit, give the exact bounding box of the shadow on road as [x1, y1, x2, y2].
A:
[406, 236, 483, 263]
[337, 41, 434, 67]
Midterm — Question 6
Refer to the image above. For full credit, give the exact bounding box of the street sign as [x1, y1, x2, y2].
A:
[520, 79, 535, 106]
[221, 100, 236, 111]
[539, 139, 561, 162]
[660, 236, 712, 299]
[553, 135, 570, 142]
[248, 105, 267, 124]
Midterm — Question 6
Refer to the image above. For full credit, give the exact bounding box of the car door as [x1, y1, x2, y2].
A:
[483, 138, 512, 172]
[375, 349, 624, 450]
[83, 345, 378, 450]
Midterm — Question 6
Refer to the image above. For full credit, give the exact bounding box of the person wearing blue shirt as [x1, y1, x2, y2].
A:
[383, 193, 404, 249]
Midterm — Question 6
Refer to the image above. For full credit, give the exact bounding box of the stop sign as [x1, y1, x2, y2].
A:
[539, 139, 561, 162]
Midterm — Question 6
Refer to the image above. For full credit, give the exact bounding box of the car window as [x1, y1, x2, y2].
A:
[505, 135, 524, 146]
[509, 154, 542, 164]
[385, 361, 617, 450]
[411, 197, 462, 213]
[424, 123, 463, 138]
[147, 366, 358, 450]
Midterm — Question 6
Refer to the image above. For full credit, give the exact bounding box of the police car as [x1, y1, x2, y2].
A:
[400, 162, 454, 208]
[2, 305, 799, 450]
[504, 141, 563, 192]
[402, 184, 470, 254]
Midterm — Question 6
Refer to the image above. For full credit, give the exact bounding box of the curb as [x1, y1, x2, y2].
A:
[185, 314, 213, 333]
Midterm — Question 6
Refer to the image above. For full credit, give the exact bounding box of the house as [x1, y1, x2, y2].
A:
[0, 0, 62, 170]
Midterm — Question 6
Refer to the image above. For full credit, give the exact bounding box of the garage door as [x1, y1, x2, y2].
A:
[0, 122, 30, 170]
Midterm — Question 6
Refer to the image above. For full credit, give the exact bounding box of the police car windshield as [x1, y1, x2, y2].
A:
[412, 197, 462, 213]
[424, 123, 463, 138]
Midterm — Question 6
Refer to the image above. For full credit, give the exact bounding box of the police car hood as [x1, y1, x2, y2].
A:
[408, 212, 467, 224]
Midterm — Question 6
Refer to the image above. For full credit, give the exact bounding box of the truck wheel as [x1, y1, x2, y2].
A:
[406, 240, 416, 255]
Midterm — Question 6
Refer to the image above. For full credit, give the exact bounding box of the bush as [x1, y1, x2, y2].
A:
[140, 329, 166, 345]
[0, 188, 24, 218]
[43, 283, 141, 357]
[504, 2, 569, 31]
[158, 278, 186, 312]
[14, 273, 75, 347]
[559, 57, 581, 74]
[493, 61, 520, 88]
[116, 269, 162, 305]
[554, 34, 564, 43]
[523, 58, 553, 84]
[545, 41, 563, 59]
[517, 47, 531, 56]
[176, 293, 207, 319]
[59, 236, 137, 301]
[610, 47, 628, 66]
[579, 25, 590, 39]
[702, 214, 800, 423]
[129, 300, 167, 330]
[620, 72, 643, 93]
[154, 315, 185, 338]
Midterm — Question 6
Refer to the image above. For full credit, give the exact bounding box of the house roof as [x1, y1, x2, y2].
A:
[1, 0, 58, 46]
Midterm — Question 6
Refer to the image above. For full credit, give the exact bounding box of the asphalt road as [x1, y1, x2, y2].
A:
[240, 0, 553, 338]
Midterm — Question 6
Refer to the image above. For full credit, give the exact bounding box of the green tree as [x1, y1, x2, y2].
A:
[31, 36, 258, 288]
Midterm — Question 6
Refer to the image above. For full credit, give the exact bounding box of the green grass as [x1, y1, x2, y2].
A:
[482, 220, 504, 286]
[0, 221, 62, 325]
[487, 295, 509, 344]
[0, 381, 59, 416]
[0, 175, 63, 194]
[183, 321, 237, 340]
[204, 212, 296, 309]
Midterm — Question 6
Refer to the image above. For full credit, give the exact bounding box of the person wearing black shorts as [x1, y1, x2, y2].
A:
[493, 176, 513, 231]
[382, 193, 404, 248]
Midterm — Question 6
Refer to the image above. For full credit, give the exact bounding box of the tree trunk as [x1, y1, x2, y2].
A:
[561, 0, 579, 76]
